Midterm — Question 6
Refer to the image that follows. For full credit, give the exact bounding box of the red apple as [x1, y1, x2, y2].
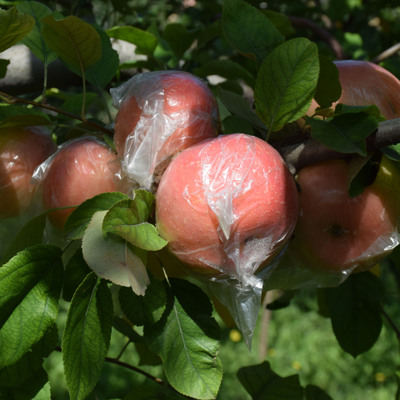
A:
[41, 137, 119, 231]
[112, 70, 219, 190]
[155, 133, 300, 278]
[291, 157, 400, 273]
[309, 60, 400, 119]
[0, 126, 56, 218]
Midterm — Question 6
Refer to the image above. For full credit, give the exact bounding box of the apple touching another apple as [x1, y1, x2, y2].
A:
[0, 126, 57, 218]
[275, 156, 400, 287]
[155, 133, 300, 279]
[111, 70, 219, 191]
[309, 60, 400, 119]
[40, 137, 119, 231]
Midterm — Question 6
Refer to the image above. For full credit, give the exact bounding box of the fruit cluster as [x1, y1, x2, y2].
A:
[1, 63, 400, 290]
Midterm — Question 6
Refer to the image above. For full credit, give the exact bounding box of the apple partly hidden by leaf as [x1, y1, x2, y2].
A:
[155, 133, 300, 278]
[111, 70, 220, 190]
[309, 60, 400, 120]
[292, 156, 400, 273]
[0, 126, 56, 218]
[41, 137, 119, 231]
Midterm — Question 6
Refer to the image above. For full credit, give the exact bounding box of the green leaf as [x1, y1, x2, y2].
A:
[62, 273, 113, 400]
[194, 59, 256, 88]
[217, 86, 267, 133]
[119, 277, 167, 327]
[42, 15, 101, 72]
[85, 26, 120, 88]
[308, 112, 379, 156]
[0, 104, 50, 123]
[124, 380, 188, 400]
[382, 143, 400, 161]
[314, 56, 342, 109]
[0, 245, 63, 368]
[237, 361, 304, 399]
[255, 37, 319, 133]
[0, 59, 10, 79]
[62, 248, 91, 302]
[0, 366, 49, 400]
[0, 7, 34, 53]
[163, 23, 197, 60]
[1, 213, 47, 264]
[82, 211, 150, 296]
[222, 0, 284, 63]
[0, 325, 57, 388]
[106, 25, 158, 56]
[103, 191, 168, 251]
[261, 10, 296, 37]
[16, 1, 57, 64]
[305, 384, 334, 400]
[323, 272, 383, 357]
[65, 192, 129, 240]
[146, 279, 222, 400]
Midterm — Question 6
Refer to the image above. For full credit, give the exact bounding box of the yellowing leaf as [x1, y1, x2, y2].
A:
[82, 211, 150, 296]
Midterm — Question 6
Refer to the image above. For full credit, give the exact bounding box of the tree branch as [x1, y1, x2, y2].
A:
[372, 43, 400, 64]
[279, 118, 400, 172]
[288, 15, 346, 60]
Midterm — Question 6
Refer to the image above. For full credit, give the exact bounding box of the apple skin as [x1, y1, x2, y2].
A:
[112, 70, 219, 189]
[0, 126, 57, 218]
[309, 60, 400, 119]
[155, 133, 300, 277]
[292, 157, 400, 273]
[41, 137, 119, 231]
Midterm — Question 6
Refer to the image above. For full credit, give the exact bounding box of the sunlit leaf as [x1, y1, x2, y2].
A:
[65, 192, 129, 240]
[255, 37, 319, 133]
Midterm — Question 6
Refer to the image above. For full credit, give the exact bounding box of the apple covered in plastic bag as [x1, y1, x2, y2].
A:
[111, 70, 219, 191]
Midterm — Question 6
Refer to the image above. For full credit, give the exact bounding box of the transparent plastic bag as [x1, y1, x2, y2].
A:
[110, 70, 219, 191]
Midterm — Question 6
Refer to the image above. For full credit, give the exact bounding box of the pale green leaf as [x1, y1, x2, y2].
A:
[82, 211, 150, 296]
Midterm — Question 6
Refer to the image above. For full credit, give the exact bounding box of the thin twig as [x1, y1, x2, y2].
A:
[380, 306, 400, 340]
[0, 91, 113, 135]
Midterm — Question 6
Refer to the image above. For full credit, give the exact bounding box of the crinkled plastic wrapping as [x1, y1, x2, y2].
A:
[156, 133, 300, 347]
[264, 230, 400, 291]
[264, 157, 400, 290]
[32, 136, 120, 231]
[110, 70, 219, 192]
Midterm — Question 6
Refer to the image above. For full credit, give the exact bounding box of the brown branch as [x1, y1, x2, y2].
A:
[288, 15, 346, 60]
[279, 118, 400, 172]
